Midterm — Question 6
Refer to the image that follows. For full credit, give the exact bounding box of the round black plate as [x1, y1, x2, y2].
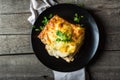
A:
[31, 4, 99, 72]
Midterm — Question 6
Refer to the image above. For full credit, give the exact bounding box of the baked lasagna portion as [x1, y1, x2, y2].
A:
[38, 15, 85, 62]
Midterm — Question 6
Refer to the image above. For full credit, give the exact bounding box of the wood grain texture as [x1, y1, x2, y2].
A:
[89, 70, 120, 80]
[0, 51, 119, 80]
[88, 51, 120, 80]
[89, 51, 120, 68]
[59, 0, 120, 35]
[0, 77, 53, 80]
[105, 34, 120, 50]
[0, 14, 31, 34]
[0, 35, 33, 54]
[0, 54, 53, 79]
[0, 1, 119, 35]
[0, 0, 30, 13]
[92, 10, 120, 35]
[0, 33, 120, 54]
[0, 12, 119, 35]
[0, 0, 120, 80]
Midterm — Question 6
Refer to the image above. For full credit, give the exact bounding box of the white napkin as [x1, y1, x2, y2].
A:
[28, 0, 57, 24]
[28, 0, 86, 80]
[53, 69, 86, 80]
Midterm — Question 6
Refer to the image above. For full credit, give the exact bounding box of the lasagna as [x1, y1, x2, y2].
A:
[38, 15, 85, 62]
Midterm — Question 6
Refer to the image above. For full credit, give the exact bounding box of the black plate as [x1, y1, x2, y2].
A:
[31, 4, 99, 72]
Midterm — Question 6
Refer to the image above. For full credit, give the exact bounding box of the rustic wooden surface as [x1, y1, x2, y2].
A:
[0, 0, 120, 80]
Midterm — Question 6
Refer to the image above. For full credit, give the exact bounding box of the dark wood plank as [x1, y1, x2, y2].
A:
[0, 14, 31, 34]
[89, 70, 120, 80]
[58, 0, 81, 4]
[0, 33, 120, 54]
[0, 0, 30, 14]
[0, 77, 53, 80]
[88, 51, 120, 80]
[93, 10, 120, 35]
[0, 0, 119, 35]
[84, 0, 120, 9]
[1, 0, 119, 14]
[0, 0, 119, 80]
[0, 54, 53, 79]
[0, 35, 33, 54]
[0, 11, 119, 35]
[89, 51, 120, 68]
[0, 51, 119, 80]
[82, 0, 120, 35]
[0, 36, 8, 53]
[104, 34, 120, 50]
[60, 0, 120, 34]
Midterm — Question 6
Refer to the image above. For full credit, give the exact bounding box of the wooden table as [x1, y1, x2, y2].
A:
[0, 0, 120, 80]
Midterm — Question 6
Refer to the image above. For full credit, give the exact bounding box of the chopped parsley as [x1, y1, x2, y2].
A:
[49, 13, 53, 18]
[56, 30, 72, 42]
[35, 28, 40, 31]
[34, 14, 53, 31]
[42, 17, 49, 25]
[73, 13, 84, 23]
[77, 3, 84, 7]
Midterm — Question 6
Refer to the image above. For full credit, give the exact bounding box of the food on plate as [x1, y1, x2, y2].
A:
[38, 15, 85, 62]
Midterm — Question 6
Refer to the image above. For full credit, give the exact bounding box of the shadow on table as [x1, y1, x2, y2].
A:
[85, 9, 107, 80]
[39, 76, 53, 80]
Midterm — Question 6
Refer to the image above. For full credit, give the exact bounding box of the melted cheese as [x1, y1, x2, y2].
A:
[38, 15, 85, 62]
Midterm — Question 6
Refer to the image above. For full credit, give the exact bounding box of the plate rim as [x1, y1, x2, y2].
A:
[31, 3, 100, 72]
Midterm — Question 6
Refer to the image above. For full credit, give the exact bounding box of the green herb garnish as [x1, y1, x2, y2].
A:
[49, 13, 53, 18]
[33, 14, 53, 31]
[80, 24, 84, 27]
[39, 14, 53, 30]
[35, 28, 40, 31]
[56, 38, 62, 42]
[42, 14, 53, 25]
[73, 13, 84, 23]
[42, 17, 49, 25]
[80, 15, 84, 18]
[78, 3, 84, 7]
[32, 25, 36, 28]
[56, 30, 72, 42]
[39, 26, 44, 30]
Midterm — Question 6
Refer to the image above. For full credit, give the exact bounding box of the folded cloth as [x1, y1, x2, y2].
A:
[28, 0, 57, 24]
[53, 69, 86, 80]
[28, 0, 86, 80]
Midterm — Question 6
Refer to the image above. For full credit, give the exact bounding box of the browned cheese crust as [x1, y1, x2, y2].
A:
[38, 15, 85, 62]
